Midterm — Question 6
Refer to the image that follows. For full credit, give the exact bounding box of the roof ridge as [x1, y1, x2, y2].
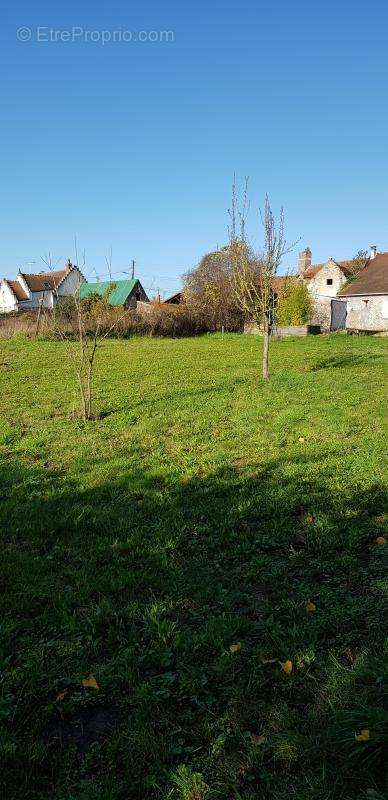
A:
[24, 267, 67, 277]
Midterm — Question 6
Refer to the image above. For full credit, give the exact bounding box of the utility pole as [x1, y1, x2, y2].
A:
[131, 259, 135, 280]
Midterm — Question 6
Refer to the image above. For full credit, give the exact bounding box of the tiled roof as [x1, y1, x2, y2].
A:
[303, 259, 361, 279]
[20, 268, 69, 292]
[303, 263, 325, 279]
[338, 252, 388, 296]
[272, 275, 295, 292]
[6, 279, 28, 301]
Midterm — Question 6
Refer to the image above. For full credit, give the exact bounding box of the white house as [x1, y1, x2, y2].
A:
[0, 260, 86, 314]
[338, 251, 388, 332]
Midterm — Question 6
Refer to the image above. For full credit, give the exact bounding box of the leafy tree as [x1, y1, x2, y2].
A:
[183, 245, 244, 332]
[277, 280, 312, 326]
[349, 250, 368, 273]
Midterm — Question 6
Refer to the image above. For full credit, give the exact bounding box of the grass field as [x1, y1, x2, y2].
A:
[0, 332, 387, 800]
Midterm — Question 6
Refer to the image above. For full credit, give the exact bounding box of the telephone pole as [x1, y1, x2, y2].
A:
[131, 259, 135, 280]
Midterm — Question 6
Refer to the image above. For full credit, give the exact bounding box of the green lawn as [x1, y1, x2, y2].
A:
[0, 333, 387, 800]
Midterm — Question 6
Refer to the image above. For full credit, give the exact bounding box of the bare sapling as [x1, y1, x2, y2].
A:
[229, 179, 295, 380]
[52, 246, 130, 421]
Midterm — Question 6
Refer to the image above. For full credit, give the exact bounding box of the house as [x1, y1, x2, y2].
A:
[79, 278, 149, 308]
[163, 291, 183, 305]
[338, 250, 388, 332]
[298, 245, 388, 332]
[298, 247, 366, 330]
[0, 260, 86, 314]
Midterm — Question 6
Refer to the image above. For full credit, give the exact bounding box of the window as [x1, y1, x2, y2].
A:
[326, 278, 333, 286]
[135, 291, 141, 301]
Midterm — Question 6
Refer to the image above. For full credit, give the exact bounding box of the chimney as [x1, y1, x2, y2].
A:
[298, 247, 312, 276]
[370, 245, 377, 260]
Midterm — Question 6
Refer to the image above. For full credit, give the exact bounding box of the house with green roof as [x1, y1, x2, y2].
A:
[79, 278, 149, 308]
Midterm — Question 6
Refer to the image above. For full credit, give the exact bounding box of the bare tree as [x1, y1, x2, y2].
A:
[73, 246, 130, 421]
[52, 245, 130, 421]
[229, 179, 294, 380]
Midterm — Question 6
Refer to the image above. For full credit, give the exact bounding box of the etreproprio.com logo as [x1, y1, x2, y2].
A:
[17, 26, 175, 44]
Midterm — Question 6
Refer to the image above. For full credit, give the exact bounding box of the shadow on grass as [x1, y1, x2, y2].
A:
[0, 454, 387, 800]
[311, 353, 384, 371]
[96, 377, 249, 420]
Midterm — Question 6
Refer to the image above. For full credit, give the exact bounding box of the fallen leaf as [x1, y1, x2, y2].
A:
[343, 647, 355, 664]
[82, 674, 99, 690]
[355, 728, 370, 742]
[252, 734, 266, 745]
[298, 437, 305, 443]
[279, 659, 293, 674]
[55, 691, 67, 702]
[305, 599, 316, 612]
[375, 536, 386, 545]
[260, 657, 278, 664]
[229, 642, 242, 653]
[306, 514, 314, 525]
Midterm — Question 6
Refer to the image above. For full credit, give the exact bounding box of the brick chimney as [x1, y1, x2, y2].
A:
[298, 247, 312, 276]
[370, 245, 377, 259]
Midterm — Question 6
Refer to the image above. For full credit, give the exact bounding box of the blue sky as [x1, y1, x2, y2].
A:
[1, 1, 387, 296]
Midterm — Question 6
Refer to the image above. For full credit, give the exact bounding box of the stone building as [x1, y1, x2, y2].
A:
[298, 247, 363, 330]
[298, 246, 388, 332]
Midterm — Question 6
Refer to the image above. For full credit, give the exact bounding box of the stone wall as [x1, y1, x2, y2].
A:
[310, 296, 332, 330]
[307, 260, 348, 299]
[306, 261, 348, 331]
[345, 295, 388, 331]
[244, 323, 321, 337]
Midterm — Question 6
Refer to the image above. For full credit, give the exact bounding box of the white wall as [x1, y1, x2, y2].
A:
[57, 267, 86, 296]
[24, 291, 54, 309]
[4, 267, 87, 313]
[16, 273, 31, 298]
[345, 295, 388, 331]
[0, 281, 18, 313]
[306, 260, 349, 330]
[307, 260, 348, 299]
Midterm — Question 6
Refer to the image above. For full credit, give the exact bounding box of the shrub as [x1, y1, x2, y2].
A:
[54, 296, 78, 322]
[134, 302, 207, 337]
[1, 301, 210, 341]
[277, 281, 312, 326]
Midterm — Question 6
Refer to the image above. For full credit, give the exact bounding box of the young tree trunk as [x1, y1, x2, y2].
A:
[262, 317, 270, 380]
[34, 298, 44, 337]
[85, 360, 93, 420]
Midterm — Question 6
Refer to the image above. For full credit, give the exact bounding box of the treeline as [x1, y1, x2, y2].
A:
[0, 243, 312, 340]
[183, 243, 312, 330]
